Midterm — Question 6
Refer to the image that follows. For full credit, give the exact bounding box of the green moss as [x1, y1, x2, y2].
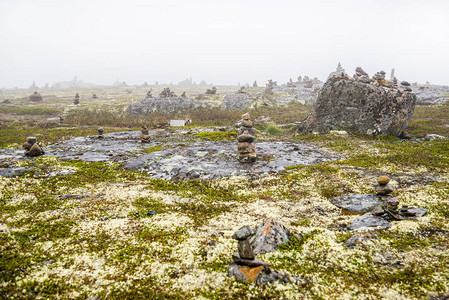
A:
[195, 130, 237, 141]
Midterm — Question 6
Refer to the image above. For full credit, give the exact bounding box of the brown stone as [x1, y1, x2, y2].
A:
[374, 183, 394, 195]
[241, 120, 253, 127]
[377, 176, 390, 185]
[22, 142, 33, 150]
[140, 134, 151, 143]
[238, 142, 255, 154]
[27, 143, 43, 157]
[237, 133, 254, 143]
[239, 266, 263, 282]
[242, 113, 250, 120]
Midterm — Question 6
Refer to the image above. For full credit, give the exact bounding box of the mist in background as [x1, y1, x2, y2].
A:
[1, 0, 448, 88]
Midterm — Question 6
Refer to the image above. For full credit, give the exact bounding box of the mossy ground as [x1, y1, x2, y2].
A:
[0, 91, 448, 298]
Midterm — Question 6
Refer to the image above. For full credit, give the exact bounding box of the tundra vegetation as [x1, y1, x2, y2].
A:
[0, 86, 448, 299]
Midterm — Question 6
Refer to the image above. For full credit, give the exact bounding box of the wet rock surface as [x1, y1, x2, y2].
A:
[348, 213, 392, 231]
[0, 129, 339, 179]
[330, 194, 392, 213]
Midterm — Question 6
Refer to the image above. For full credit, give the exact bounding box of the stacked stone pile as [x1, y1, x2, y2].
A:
[140, 125, 151, 143]
[22, 137, 44, 157]
[97, 127, 104, 139]
[228, 221, 298, 285]
[236, 113, 256, 163]
[73, 93, 80, 105]
[371, 176, 420, 220]
[353, 67, 371, 83]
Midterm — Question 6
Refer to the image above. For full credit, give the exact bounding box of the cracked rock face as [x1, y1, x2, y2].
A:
[298, 77, 417, 136]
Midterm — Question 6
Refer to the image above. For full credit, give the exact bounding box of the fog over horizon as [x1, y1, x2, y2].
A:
[1, 0, 448, 89]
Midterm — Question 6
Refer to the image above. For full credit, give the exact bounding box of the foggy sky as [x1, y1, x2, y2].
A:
[1, 0, 448, 88]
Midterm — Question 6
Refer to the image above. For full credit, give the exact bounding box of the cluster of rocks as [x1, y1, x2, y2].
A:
[146, 90, 153, 98]
[236, 113, 256, 163]
[228, 220, 297, 285]
[237, 86, 246, 94]
[159, 88, 176, 98]
[330, 176, 427, 232]
[264, 80, 275, 95]
[22, 137, 44, 157]
[297, 69, 417, 137]
[140, 125, 151, 143]
[73, 93, 80, 105]
[29, 91, 43, 102]
[327, 62, 346, 79]
[353, 67, 371, 83]
[205, 87, 217, 95]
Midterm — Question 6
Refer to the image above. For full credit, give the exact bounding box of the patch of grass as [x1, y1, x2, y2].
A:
[195, 130, 237, 141]
[0, 106, 62, 115]
[264, 123, 284, 136]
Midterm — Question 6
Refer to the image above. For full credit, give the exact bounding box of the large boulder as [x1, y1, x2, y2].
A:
[221, 93, 253, 110]
[298, 77, 416, 136]
[128, 96, 206, 114]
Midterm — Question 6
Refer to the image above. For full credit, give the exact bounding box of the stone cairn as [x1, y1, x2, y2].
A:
[228, 226, 268, 282]
[22, 137, 44, 157]
[98, 127, 104, 139]
[372, 176, 420, 220]
[205, 87, 217, 95]
[140, 125, 151, 143]
[159, 88, 175, 98]
[353, 67, 371, 83]
[237, 86, 246, 93]
[264, 80, 274, 95]
[236, 113, 256, 163]
[92, 94, 98, 99]
[73, 93, 80, 105]
[253, 81, 258, 88]
[29, 91, 43, 102]
[146, 90, 153, 98]
[372, 71, 388, 86]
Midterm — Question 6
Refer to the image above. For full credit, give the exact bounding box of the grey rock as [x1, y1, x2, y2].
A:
[237, 239, 255, 259]
[374, 183, 394, 195]
[298, 77, 416, 137]
[222, 93, 253, 110]
[348, 213, 392, 231]
[26, 136, 37, 144]
[128, 96, 207, 114]
[330, 194, 392, 213]
[232, 225, 252, 240]
[425, 134, 448, 141]
[249, 219, 291, 255]
[401, 81, 410, 86]
[232, 254, 267, 267]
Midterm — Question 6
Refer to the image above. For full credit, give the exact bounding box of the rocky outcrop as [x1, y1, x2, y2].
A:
[221, 93, 253, 110]
[128, 96, 207, 114]
[414, 84, 449, 105]
[298, 76, 417, 136]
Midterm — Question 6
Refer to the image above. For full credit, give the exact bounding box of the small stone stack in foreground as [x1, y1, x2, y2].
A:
[22, 136, 44, 157]
[140, 125, 151, 143]
[236, 113, 256, 163]
[73, 93, 80, 105]
[97, 127, 104, 139]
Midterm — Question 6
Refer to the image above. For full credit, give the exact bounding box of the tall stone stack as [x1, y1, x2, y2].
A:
[140, 125, 151, 143]
[236, 113, 256, 163]
[353, 67, 371, 83]
[29, 91, 43, 102]
[73, 93, 80, 105]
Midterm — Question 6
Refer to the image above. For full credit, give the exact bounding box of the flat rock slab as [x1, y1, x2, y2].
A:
[348, 213, 392, 231]
[330, 194, 392, 213]
[0, 130, 339, 180]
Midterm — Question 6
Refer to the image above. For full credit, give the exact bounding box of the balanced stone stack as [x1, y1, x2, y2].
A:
[372, 71, 388, 86]
[353, 67, 371, 83]
[140, 125, 151, 143]
[73, 93, 80, 105]
[22, 136, 44, 157]
[98, 127, 104, 139]
[236, 113, 256, 163]
[372, 176, 422, 220]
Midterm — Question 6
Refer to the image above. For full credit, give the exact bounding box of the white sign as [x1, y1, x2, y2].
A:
[170, 120, 186, 127]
